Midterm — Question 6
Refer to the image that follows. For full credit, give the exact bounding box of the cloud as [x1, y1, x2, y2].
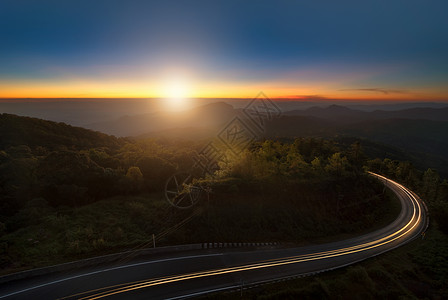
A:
[280, 95, 328, 100]
[338, 88, 409, 95]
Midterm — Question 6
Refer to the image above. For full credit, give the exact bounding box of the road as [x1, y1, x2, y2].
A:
[0, 173, 427, 299]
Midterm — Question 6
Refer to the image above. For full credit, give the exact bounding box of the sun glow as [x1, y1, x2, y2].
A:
[162, 78, 191, 111]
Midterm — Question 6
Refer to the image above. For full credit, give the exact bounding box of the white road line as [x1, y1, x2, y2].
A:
[0, 253, 223, 299]
[165, 285, 240, 300]
[1, 173, 426, 299]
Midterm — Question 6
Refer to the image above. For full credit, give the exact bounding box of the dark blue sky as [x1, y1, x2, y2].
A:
[1, 0, 447, 99]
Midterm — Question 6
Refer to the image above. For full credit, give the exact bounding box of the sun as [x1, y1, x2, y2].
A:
[162, 78, 190, 111]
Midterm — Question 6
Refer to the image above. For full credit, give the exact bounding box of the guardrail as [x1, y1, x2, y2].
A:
[203, 242, 278, 248]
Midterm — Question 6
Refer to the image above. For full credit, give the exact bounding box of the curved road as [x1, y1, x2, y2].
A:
[0, 173, 428, 299]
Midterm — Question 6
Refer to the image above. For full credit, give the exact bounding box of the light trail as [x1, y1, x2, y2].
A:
[64, 173, 425, 300]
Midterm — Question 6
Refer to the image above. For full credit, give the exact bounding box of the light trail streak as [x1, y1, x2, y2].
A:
[67, 173, 424, 300]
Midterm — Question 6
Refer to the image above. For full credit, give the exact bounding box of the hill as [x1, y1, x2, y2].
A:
[0, 113, 123, 150]
[284, 105, 448, 122]
[266, 116, 448, 177]
[93, 102, 448, 176]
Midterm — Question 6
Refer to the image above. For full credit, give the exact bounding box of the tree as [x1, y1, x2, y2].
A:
[136, 156, 176, 190]
[126, 166, 143, 182]
[123, 166, 144, 193]
[286, 151, 308, 178]
[365, 158, 383, 174]
[422, 168, 440, 202]
[325, 153, 349, 176]
[347, 142, 365, 174]
[311, 157, 324, 175]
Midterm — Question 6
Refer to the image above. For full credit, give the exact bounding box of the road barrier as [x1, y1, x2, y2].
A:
[202, 242, 277, 248]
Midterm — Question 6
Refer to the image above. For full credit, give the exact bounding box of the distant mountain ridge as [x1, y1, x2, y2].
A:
[3, 102, 447, 177]
[285, 105, 448, 122]
[81, 102, 448, 176]
[85, 102, 448, 137]
[267, 111, 448, 177]
[0, 113, 122, 150]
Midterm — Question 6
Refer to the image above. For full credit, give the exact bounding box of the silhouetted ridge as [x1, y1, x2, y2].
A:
[0, 113, 122, 150]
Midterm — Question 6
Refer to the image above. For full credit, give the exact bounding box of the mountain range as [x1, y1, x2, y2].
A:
[284, 104, 448, 123]
[83, 102, 448, 176]
[2, 101, 448, 176]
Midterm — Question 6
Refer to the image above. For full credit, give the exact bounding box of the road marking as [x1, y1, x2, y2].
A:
[2, 173, 426, 300]
[85, 219, 421, 300]
[0, 253, 224, 299]
[165, 285, 240, 300]
[74, 175, 425, 299]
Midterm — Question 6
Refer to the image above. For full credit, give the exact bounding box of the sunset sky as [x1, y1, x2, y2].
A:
[1, 0, 448, 101]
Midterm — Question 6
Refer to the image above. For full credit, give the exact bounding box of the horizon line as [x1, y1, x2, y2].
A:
[1, 97, 448, 103]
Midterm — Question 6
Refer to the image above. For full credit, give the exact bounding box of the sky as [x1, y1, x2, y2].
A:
[1, 0, 448, 101]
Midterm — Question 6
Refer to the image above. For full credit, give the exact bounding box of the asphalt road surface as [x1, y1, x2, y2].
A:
[0, 173, 428, 299]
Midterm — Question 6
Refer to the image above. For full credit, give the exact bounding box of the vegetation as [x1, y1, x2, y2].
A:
[1, 113, 447, 299]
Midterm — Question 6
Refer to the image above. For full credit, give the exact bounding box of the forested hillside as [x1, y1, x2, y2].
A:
[0, 113, 123, 150]
[0, 114, 199, 219]
[0, 114, 447, 291]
